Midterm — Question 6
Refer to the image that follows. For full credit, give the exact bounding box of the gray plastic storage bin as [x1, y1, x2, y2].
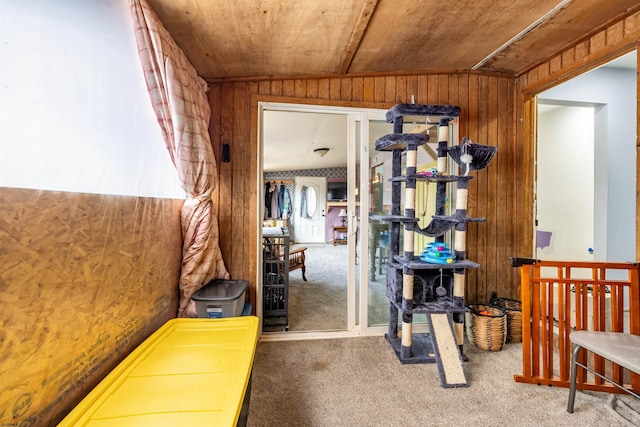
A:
[192, 279, 248, 318]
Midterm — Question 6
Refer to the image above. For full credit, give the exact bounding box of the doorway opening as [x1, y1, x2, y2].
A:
[257, 102, 457, 339]
[535, 50, 637, 263]
[534, 50, 637, 326]
[258, 103, 387, 339]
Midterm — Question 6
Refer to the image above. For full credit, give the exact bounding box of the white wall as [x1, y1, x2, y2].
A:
[0, 0, 184, 198]
[537, 106, 594, 261]
[539, 61, 636, 263]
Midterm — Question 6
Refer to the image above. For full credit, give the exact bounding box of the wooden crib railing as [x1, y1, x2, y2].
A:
[514, 260, 640, 394]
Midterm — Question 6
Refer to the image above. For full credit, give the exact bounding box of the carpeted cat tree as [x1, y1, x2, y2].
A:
[372, 103, 497, 387]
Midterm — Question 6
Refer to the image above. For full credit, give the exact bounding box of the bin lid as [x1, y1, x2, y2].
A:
[192, 279, 248, 302]
[57, 318, 259, 426]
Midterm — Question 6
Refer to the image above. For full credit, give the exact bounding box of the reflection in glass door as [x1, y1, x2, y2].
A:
[362, 117, 456, 331]
[364, 118, 395, 328]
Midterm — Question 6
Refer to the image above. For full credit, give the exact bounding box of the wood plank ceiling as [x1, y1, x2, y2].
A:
[147, 0, 639, 80]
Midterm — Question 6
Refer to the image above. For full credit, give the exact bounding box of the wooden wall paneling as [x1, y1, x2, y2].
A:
[352, 77, 364, 102]
[406, 75, 418, 102]
[486, 76, 500, 299]
[456, 74, 470, 145]
[495, 77, 513, 299]
[318, 78, 330, 99]
[548, 53, 562, 75]
[461, 75, 475, 300]
[363, 77, 375, 102]
[481, 74, 499, 302]
[208, 84, 222, 217]
[449, 73, 475, 301]
[437, 74, 449, 105]
[426, 75, 438, 104]
[396, 75, 407, 103]
[606, 20, 625, 47]
[306, 79, 319, 98]
[474, 75, 490, 302]
[270, 80, 283, 96]
[244, 82, 259, 309]
[502, 77, 521, 299]
[417, 75, 429, 103]
[211, 72, 522, 318]
[283, 80, 295, 97]
[230, 83, 248, 279]
[202, 11, 640, 323]
[294, 79, 306, 98]
[448, 74, 459, 110]
[509, 79, 523, 297]
[522, 11, 639, 93]
[218, 83, 235, 269]
[384, 76, 395, 103]
[341, 78, 353, 102]
[374, 76, 385, 102]
[461, 74, 479, 301]
[258, 80, 270, 95]
[515, 93, 535, 264]
[561, 47, 577, 71]
[591, 28, 607, 52]
[625, 11, 640, 37]
[0, 189, 182, 426]
[534, 56, 551, 83]
[329, 78, 342, 100]
[574, 40, 590, 63]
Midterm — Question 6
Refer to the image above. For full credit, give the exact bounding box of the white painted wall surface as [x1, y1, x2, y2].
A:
[536, 106, 594, 261]
[0, 0, 184, 198]
[538, 59, 636, 263]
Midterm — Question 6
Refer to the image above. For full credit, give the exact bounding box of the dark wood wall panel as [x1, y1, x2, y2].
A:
[208, 72, 520, 308]
[517, 10, 640, 261]
[0, 189, 182, 426]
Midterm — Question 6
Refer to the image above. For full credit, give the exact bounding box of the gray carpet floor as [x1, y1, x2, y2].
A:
[260, 244, 639, 425]
[285, 243, 389, 332]
[287, 243, 348, 331]
[247, 335, 640, 426]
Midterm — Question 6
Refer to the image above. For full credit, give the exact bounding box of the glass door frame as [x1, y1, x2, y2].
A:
[257, 101, 389, 339]
[354, 111, 395, 337]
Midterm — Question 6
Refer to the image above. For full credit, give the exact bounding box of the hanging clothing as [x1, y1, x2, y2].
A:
[264, 182, 273, 219]
[281, 187, 292, 219]
[270, 183, 280, 218]
[278, 185, 285, 218]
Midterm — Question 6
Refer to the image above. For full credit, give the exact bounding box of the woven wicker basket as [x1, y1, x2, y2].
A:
[489, 297, 523, 343]
[465, 304, 507, 352]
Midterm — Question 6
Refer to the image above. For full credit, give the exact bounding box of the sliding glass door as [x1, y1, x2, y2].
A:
[259, 102, 417, 337]
[358, 115, 458, 334]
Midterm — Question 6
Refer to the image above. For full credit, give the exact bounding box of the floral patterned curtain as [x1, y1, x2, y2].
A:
[129, 0, 229, 317]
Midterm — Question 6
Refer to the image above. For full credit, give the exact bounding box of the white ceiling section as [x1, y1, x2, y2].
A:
[263, 111, 348, 172]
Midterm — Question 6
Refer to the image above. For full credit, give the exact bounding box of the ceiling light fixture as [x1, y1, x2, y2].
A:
[314, 148, 330, 157]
